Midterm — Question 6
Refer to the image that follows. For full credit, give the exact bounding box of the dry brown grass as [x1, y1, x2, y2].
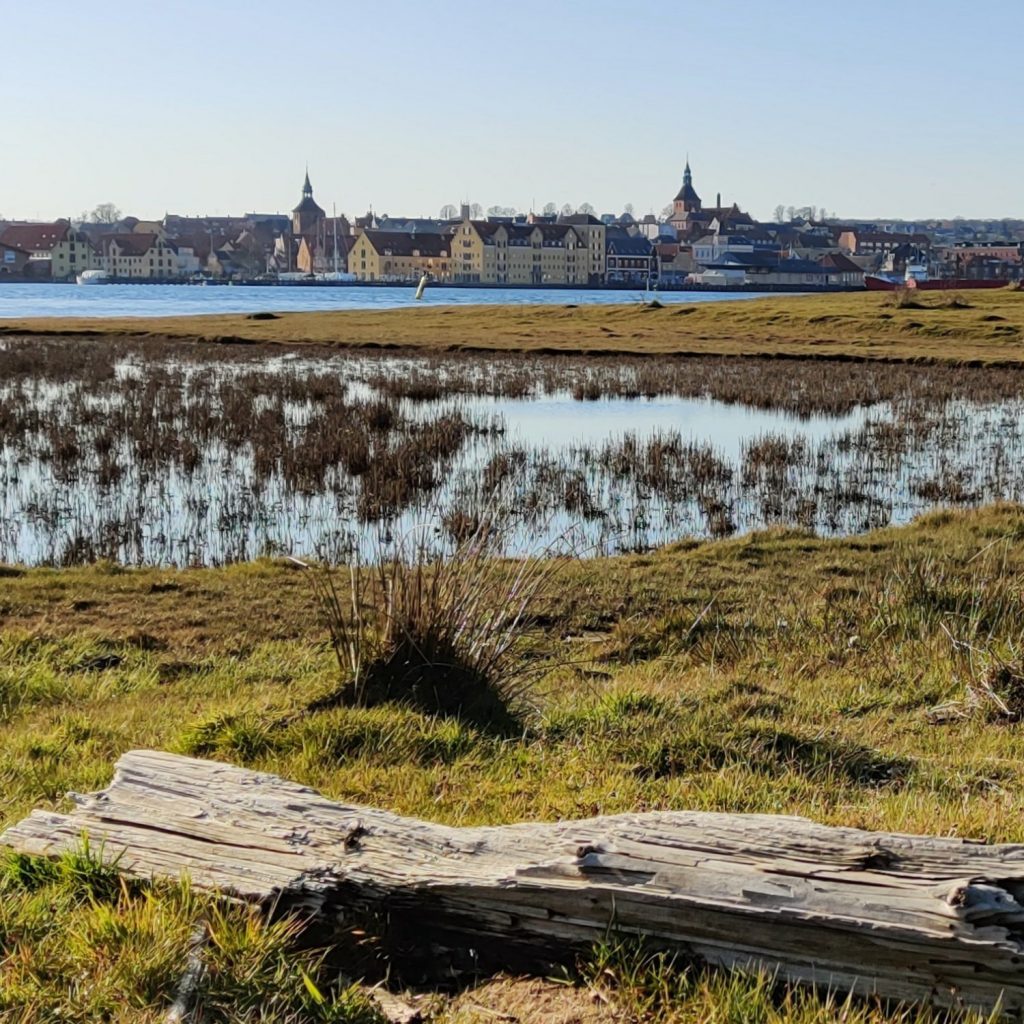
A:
[3, 289, 1024, 363]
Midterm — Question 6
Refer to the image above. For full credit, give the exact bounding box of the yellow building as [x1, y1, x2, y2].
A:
[451, 217, 588, 286]
[103, 234, 182, 279]
[555, 214, 606, 284]
[349, 230, 451, 282]
[51, 229, 103, 280]
[450, 220, 502, 282]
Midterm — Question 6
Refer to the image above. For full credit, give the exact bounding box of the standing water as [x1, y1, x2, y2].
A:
[2, 337, 1024, 566]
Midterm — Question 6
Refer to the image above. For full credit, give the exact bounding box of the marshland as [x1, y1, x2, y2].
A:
[6, 293, 1024, 1022]
[4, 333, 1024, 566]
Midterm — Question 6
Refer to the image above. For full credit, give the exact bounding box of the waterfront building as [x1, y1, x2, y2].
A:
[0, 241, 30, 277]
[101, 233, 182, 279]
[818, 252, 866, 287]
[690, 251, 864, 288]
[0, 221, 79, 277]
[605, 231, 656, 286]
[297, 227, 351, 275]
[51, 229, 104, 280]
[450, 217, 589, 286]
[349, 230, 451, 282]
[451, 220, 503, 283]
[556, 213, 607, 284]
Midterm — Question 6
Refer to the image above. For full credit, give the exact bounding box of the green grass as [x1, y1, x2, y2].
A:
[0, 845, 384, 1022]
[3, 288, 1024, 362]
[5, 505, 1024, 1019]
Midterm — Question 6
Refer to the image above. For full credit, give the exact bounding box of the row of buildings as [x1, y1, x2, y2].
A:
[3, 165, 1023, 289]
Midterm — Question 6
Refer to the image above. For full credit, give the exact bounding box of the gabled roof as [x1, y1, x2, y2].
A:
[533, 223, 579, 244]
[607, 235, 654, 256]
[468, 220, 504, 241]
[0, 222, 70, 252]
[704, 251, 780, 269]
[818, 252, 864, 273]
[358, 230, 449, 258]
[558, 213, 603, 226]
[104, 233, 174, 256]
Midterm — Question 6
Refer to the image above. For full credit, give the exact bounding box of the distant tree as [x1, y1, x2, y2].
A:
[773, 204, 786, 223]
[623, 203, 635, 216]
[440, 204, 458, 219]
[487, 205, 504, 217]
[88, 203, 122, 224]
[577, 202, 595, 215]
[470, 203, 483, 219]
[542, 202, 557, 216]
[560, 203, 574, 216]
[785, 206, 796, 222]
[660, 203, 675, 220]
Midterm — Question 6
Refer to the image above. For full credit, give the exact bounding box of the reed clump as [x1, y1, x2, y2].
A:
[293, 522, 567, 730]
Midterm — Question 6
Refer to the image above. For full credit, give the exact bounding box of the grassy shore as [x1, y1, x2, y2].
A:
[4, 506, 1024, 1020]
[2, 288, 1024, 363]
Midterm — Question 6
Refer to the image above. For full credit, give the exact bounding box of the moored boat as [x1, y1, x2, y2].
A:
[76, 269, 109, 286]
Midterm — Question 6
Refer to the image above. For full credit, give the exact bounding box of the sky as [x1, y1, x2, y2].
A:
[1, 0, 1021, 224]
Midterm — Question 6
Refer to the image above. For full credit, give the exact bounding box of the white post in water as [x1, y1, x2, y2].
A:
[415, 274, 428, 300]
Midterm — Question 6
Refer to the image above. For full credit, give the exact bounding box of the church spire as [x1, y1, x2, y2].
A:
[302, 166, 313, 198]
[683, 157, 692, 188]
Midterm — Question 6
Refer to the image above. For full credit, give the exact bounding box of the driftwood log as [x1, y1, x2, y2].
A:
[4, 750, 1024, 1015]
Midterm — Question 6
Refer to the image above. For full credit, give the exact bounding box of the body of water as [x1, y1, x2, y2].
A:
[2, 339, 1023, 566]
[0, 282, 773, 320]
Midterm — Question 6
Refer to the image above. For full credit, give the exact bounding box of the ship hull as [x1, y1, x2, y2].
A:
[865, 275, 1010, 291]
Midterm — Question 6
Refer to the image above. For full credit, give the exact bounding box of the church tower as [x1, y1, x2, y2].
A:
[292, 169, 325, 236]
[673, 160, 702, 217]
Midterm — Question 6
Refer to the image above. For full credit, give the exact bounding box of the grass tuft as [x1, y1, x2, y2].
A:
[293, 521, 570, 731]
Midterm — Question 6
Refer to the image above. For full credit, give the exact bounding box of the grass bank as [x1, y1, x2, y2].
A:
[2, 288, 1024, 363]
[4, 506, 1024, 1020]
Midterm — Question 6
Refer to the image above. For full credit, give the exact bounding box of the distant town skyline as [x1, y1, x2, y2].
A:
[2, 0, 1022, 222]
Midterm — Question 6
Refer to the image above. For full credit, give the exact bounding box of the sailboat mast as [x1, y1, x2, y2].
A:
[332, 203, 339, 275]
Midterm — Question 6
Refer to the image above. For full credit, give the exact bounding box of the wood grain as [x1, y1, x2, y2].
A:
[5, 750, 1024, 1014]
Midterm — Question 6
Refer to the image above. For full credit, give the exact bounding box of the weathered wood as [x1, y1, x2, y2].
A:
[5, 750, 1024, 1015]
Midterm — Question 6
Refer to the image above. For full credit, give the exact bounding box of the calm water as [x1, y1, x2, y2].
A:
[0, 283, 773, 319]
[3, 345, 1023, 566]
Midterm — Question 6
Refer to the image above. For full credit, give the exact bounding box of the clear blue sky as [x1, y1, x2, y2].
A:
[2, 0, 1020, 223]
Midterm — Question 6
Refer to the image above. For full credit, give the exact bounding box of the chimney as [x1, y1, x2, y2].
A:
[460, 202, 471, 221]
[716, 192, 721, 209]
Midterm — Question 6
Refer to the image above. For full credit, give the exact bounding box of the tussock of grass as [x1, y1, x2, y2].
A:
[292, 523, 567, 730]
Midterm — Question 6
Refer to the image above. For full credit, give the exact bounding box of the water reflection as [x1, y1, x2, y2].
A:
[2, 343, 1023, 566]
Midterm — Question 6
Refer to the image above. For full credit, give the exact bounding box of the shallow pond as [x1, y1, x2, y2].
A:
[2, 339, 1023, 565]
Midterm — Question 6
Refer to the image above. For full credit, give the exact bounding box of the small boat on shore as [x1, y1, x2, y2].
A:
[76, 269, 109, 286]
